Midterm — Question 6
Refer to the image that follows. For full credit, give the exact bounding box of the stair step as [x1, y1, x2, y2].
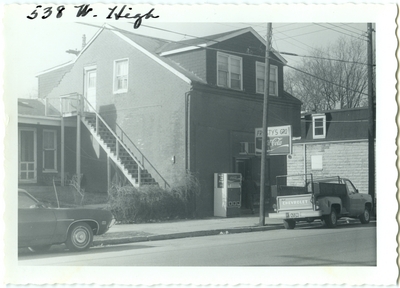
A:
[83, 115, 160, 187]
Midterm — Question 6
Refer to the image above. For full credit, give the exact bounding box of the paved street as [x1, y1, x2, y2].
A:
[19, 221, 376, 266]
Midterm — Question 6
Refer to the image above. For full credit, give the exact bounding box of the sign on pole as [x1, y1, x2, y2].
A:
[255, 125, 292, 156]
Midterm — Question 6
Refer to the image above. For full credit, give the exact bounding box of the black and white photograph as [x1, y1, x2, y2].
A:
[2, 2, 398, 286]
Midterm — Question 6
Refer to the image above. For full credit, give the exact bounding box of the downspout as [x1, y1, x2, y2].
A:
[185, 89, 197, 217]
[303, 143, 307, 180]
[185, 90, 192, 172]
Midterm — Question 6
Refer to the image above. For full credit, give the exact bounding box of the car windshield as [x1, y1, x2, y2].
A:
[18, 192, 38, 208]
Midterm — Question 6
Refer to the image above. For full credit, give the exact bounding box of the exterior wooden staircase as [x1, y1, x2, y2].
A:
[81, 114, 161, 187]
[57, 93, 169, 189]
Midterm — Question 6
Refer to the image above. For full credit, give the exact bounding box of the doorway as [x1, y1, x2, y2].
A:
[19, 128, 37, 183]
[235, 158, 252, 210]
[235, 158, 251, 180]
[84, 66, 97, 112]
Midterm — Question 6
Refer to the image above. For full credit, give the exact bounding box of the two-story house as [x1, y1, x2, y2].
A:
[286, 107, 373, 196]
[22, 24, 302, 216]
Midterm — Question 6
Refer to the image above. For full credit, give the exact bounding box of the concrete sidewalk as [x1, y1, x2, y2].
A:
[93, 215, 284, 247]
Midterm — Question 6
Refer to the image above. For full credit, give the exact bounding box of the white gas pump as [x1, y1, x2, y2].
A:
[214, 173, 242, 217]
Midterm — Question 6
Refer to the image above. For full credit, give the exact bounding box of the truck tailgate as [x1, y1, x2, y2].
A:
[277, 194, 313, 211]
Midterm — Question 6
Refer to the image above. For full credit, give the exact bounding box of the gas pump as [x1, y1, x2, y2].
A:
[214, 173, 242, 217]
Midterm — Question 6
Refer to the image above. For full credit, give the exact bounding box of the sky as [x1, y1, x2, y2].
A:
[3, 4, 370, 100]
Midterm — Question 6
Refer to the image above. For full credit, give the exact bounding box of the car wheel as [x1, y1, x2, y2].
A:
[324, 209, 338, 228]
[28, 245, 52, 253]
[66, 222, 93, 251]
[283, 219, 296, 229]
[360, 207, 371, 224]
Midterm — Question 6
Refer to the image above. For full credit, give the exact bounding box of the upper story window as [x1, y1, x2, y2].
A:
[256, 62, 278, 96]
[113, 59, 129, 94]
[217, 52, 243, 90]
[312, 114, 326, 139]
[43, 129, 57, 172]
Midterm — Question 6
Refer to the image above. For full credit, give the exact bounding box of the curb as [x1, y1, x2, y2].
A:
[93, 224, 283, 247]
[92, 217, 371, 248]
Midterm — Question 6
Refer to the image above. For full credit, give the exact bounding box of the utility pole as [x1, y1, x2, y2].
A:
[367, 23, 375, 213]
[259, 23, 272, 226]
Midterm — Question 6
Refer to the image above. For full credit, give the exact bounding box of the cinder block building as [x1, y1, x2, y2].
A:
[287, 107, 372, 195]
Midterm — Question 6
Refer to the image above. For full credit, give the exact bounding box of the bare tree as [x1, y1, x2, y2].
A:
[284, 36, 369, 112]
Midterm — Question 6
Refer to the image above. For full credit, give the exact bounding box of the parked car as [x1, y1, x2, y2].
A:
[18, 189, 115, 252]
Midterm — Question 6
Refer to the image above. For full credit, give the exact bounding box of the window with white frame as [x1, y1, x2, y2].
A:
[113, 59, 129, 93]
[312, 114, 326, 139]
[43, 130, 57, 171]
[256, 62, 278, 96]
[217, 52, 243, 90]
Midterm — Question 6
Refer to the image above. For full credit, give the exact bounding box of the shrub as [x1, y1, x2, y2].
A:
[107, 171, 200, 223]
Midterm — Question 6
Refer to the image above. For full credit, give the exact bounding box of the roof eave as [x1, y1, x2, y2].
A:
[159, 27, 287, 64]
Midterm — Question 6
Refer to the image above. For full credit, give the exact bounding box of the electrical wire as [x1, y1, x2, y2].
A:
[278, 51, 370, 66]
[285, 63, 368, 96]
[313, 23, 368, 42]
[327, 23, 367, 38]
[339, 23, 366, 33]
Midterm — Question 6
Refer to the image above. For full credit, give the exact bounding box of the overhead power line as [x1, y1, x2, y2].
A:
[286, 63, 368, 96]
[339, 23, 366, 33]
[313, 23, 368, 42]
[279, 51, 371, 66]
[327, 23, 366, 37]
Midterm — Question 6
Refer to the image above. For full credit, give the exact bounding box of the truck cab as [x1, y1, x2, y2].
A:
[269, 174, 373, 229]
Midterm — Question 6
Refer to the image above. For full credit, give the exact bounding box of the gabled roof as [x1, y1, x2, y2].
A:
[157, 27, 287, 64]
[110, 26, 205, 84]
[37, 25, 287, 87]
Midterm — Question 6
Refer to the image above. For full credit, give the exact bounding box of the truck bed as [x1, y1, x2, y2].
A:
[271, 185, 308, 196]
[313, 182, 347, 197]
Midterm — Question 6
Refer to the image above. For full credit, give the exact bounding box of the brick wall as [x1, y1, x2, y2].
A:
[287, 140, 369, 194]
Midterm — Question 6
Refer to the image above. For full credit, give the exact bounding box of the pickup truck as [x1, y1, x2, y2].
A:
[269, 174, 373, 229]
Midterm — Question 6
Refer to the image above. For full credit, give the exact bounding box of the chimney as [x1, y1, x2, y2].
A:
[82, 34, 86, 49]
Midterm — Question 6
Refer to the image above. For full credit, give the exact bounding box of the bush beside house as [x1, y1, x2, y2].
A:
[107, 172, 201, 223]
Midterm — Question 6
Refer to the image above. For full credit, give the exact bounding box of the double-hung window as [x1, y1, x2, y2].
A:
[43, 130, 57, 172]
[312, 114, 326, 139]
[113, 59, 129, 93]
[256, 62, 278, 96]
[217, 52, 243, 90]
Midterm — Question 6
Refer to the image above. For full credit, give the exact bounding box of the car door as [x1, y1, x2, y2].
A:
[18, 192, 57, 247]
[344, 179, 364, 215]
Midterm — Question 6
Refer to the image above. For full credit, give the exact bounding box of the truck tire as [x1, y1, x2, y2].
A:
[283, 219, 296, 229]
[324, 209, 338, 228]
[359, 207, 371, 224]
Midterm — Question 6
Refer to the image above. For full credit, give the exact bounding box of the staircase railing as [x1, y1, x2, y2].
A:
[115, 122, 170, 189]
[61, 93, 169, 188]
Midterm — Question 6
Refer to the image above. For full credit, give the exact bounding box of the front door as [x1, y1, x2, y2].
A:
[84, 67, 97, 112]
[19, 128, 37, 183]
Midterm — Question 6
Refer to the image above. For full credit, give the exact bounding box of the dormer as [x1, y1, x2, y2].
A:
[159, 27, 287, 97]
